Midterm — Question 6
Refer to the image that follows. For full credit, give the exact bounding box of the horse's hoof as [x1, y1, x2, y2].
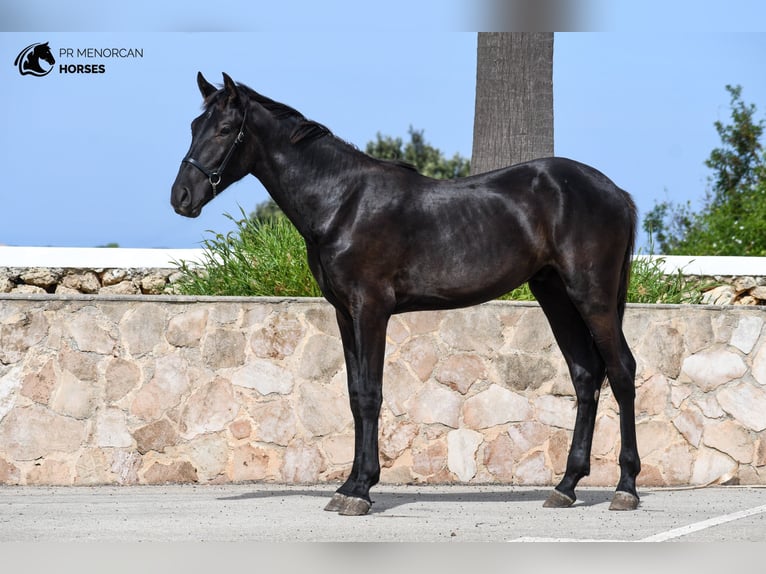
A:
[338, 496, 372, 516]
[609, 491, 639, 511]
[542, 489, 575, 508]
[324, 493, 347, 512]
[324, 493, 372, 515]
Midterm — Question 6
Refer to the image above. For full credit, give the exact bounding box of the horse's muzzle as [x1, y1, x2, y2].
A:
[171, 185, 201, 218]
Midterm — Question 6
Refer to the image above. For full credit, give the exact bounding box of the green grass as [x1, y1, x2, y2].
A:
[171, 209, 321, 297]
[627, 254, 709, 304]
[171, 211, 711, 304]
[498, 283, 536, 302]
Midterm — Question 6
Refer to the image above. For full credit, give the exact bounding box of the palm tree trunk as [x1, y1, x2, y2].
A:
[470, 33, 554, 175]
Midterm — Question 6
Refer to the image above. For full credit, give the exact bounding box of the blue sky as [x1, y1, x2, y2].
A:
[2, 2, 765, 251]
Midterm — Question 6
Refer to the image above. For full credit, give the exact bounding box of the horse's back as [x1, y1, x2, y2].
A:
[476, 157, 631, 210]
[474, 156, 636, 248]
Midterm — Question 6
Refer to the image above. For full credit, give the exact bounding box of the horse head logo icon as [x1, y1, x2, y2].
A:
[14, 42, 56, 77]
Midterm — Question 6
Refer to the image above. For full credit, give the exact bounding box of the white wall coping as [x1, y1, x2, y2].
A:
[633, 255, 766, 276]
[0, 246, 207, 269]
[0, 247, 764, 276]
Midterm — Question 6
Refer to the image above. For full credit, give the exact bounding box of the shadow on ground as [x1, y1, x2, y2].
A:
[216, 486, 633, 513]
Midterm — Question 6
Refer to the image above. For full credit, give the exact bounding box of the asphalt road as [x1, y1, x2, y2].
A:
[1, 483, 764, 543]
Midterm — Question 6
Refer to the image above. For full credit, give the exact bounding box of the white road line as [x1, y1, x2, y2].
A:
[510, 537, 624, 543]
[509, 504, 766, 543]
[639, 503, 766, 542]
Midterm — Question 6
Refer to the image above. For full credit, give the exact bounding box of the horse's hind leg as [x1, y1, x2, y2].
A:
[529, 271, 606, 508]
[562, 281, 640, 510]
[599, 327, 640, 510]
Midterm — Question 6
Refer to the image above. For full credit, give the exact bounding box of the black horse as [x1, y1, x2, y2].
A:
[171, 73, 640, 515]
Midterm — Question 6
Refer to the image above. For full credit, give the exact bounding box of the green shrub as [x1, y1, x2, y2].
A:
[171, 209, 322, 297]
[498, 283, 536, 302]
[627, 255, 708, 304]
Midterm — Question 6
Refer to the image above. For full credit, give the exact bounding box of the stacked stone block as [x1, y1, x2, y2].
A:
[0, 268, 181, 295]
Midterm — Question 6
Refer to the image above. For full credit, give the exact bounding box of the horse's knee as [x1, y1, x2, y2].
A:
[570, 364, 604, 403]
[357, 387, 383, 417]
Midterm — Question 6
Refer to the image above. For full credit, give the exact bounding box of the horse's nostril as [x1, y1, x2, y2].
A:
[177, 187, 191, 208]
[171, 185, 195, 217]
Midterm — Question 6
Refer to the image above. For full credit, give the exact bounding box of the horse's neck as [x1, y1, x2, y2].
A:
[24, 57, 40, 72]
[254, 134, 365, 243]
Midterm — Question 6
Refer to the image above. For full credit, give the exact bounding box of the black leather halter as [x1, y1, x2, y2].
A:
[181, 107, 247, 196]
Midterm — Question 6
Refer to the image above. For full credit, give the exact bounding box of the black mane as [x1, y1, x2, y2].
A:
[206, 82, 332, 145]
[205, 82, 418, 172]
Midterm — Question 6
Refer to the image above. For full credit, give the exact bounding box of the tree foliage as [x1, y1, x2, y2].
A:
[365, 126, 470, 179]
[644, 85, 766, 255]
[251, 197, 284, 222]
[706, 85, 764, 205]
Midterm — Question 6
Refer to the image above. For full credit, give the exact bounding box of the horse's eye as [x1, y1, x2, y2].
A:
[219, 125, 232, 136]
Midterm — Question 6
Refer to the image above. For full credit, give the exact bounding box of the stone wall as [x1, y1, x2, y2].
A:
[700, 276, 766, 306]
[0, 295, 764, 488]
[0, 267, 182, 295]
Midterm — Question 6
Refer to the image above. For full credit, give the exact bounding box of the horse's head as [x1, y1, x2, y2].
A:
[171, 72, 251, 218]
[34, 42, 55, 66]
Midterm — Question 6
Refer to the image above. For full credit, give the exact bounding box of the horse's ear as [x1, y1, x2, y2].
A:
[197, 72, 217, 100]
[222, 72, 240, 105]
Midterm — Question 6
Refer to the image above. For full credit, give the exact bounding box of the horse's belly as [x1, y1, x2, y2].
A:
[392, 253, 537, 312]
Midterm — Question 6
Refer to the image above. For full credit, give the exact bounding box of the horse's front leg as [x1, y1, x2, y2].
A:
[324, 306, 389, 516]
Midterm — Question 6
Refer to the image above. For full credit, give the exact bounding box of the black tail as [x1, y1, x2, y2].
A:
[616, 191, 637, 324]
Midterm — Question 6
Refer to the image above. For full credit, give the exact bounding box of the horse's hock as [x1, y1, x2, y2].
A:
[0, 294, 764, 487]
